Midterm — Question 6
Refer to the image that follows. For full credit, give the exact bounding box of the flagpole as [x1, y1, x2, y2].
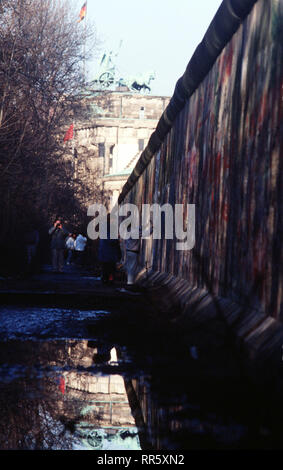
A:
[78, 2, 87, 84]
[83, 23, 86, 84]
[83, 2, 87, 84]
[72, 122, 76, 180]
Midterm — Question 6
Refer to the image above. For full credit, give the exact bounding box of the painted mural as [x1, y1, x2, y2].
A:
[123, 0, 283, 320]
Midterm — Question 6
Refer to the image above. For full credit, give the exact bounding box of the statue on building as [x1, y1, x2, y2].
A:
[91, 41, 156, 93]
[94, 51, 116, 88]
[92, 41, 122, 89]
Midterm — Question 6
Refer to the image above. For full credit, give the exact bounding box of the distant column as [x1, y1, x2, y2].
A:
[111, 190, 120, 209]
[104, 146, 110, 175]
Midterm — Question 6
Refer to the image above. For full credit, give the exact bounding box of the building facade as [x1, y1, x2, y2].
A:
[72, 90, 170, 208]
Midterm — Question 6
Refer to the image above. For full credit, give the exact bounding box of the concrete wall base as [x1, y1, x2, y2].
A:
[136, 268, 283, 394]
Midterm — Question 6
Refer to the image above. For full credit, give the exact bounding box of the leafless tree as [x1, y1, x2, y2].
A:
[0, 0, 101, 273]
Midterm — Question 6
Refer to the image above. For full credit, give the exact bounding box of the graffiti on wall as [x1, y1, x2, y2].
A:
[123, 0, 283, 319]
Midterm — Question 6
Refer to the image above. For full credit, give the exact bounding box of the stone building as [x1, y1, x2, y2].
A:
[71, 90, 170, 208]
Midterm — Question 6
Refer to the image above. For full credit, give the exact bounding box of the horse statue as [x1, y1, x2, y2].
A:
[118, 71, 156, 93]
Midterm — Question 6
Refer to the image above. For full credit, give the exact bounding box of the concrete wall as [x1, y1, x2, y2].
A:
[122, 0, 282, 324]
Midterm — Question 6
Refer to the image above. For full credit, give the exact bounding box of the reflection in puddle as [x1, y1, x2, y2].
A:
[0, 306, 281, 450]
[0, 340, 141, 450]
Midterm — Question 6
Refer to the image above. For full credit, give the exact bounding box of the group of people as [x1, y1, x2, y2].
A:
[97, 214, 152, 291]
[97, 231, 141, 291]
[48, 218, 87, 273]
[65, 232, 87, 266]
[48, 214, 148, 291]
[23, 214, 145, 292]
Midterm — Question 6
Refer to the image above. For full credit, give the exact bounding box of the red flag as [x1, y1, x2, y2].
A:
[59, 377, 65, 395]
[78, 2, 87, 22]
[64, 123, 74, 142]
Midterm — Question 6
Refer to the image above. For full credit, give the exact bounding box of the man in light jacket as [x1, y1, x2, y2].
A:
[74, 233, 87, 266]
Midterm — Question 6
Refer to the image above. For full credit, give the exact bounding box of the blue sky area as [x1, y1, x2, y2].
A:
[82, 0, 223, 97]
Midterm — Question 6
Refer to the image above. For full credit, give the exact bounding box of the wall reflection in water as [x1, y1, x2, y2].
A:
[0, 340, 140, 450]
[127, 376, 252, 450]
[0, 338, 266, 450]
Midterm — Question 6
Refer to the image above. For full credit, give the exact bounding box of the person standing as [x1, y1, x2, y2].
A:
[124, 232, 141, 286]
[121, 218, 152, 290]
[65, 233, 76, 265]
[74, 233, 87, 266]
[48, 218, 68, 273]
[24, 225, 39, 269]
[98, 215, 121, 284]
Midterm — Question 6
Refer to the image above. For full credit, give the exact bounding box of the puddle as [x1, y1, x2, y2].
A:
[0, 305, 282, 450]
[0, 306, 142, 450]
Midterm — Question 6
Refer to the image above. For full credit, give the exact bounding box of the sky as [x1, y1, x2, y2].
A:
[82, 0, 223, 97]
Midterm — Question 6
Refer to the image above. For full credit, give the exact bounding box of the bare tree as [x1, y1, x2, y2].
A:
[0, 0, 101, 273]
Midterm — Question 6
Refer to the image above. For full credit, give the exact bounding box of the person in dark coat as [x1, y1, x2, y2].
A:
[24, 226, 39, 268]
[98, 215, 121, 284]
[48, 218, 69, 272]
